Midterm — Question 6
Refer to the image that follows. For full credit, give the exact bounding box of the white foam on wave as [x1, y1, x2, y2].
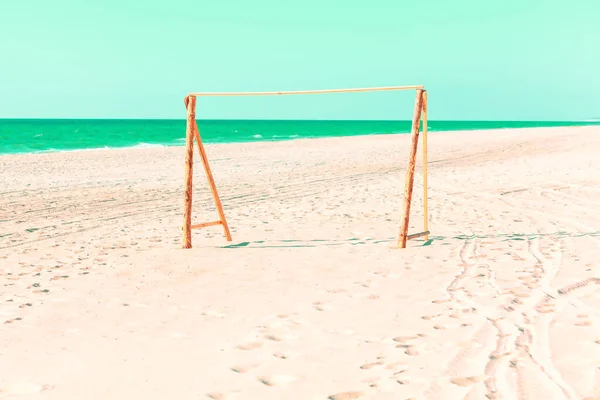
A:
[31, 142, 172, 155]
[41, 146, 112, 154]
[131, 142, 166, 149]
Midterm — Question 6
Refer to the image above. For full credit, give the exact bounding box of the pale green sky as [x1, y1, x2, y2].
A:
[0, 0, 598, 120]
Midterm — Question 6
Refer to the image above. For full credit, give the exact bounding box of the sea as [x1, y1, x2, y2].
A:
[1, 119, 599, 155]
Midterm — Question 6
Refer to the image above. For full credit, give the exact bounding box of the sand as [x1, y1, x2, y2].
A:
[1, 126, 600, 400]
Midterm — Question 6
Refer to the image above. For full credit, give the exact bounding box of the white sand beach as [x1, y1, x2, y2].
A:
[1, 126, 600, 399]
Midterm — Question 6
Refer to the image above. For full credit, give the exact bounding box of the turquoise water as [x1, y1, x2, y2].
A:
[1, 119, 599, 155]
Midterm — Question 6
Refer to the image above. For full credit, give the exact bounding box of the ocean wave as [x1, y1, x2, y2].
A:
[11, 143, 171, 155]
[131, 142, 167, 149]
[37, 146, 113, 154]
[272, 134, 301, 138]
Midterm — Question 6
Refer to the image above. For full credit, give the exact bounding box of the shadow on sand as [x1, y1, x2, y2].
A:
[219, 231, 600, 249]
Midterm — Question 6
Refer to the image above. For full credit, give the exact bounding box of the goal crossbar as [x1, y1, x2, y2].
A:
[181, 86, 429, 249]
[189, 85, 424, 97]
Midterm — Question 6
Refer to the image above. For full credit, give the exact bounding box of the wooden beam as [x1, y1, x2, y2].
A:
[190, 85, 424, 97]
[182, 95, 195, 249]
[407, 231, 430, 240]
[422, 91, 429, 242]
[191, 120, 232, 242]
[398, 89, 425, 248]
[191, 221, 222, 230]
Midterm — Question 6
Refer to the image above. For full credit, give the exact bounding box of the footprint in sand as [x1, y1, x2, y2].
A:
[392, 334, 425, 344]
[360, 361, 384, 370]
[421, 314, 443, 320]
[362, 376, 382, 388]
[264, 333, 284, 342]
[272, 350, 301, 360]
[230, 364, 258, 374]
[385, 362, 408, 371]
[449, 376, 485, 387]
[236, 342, 263, 351]
[364, 336, 387, 344]
[328, 391, 365, 400]
[313, 301, 333, 312]
[276, 313, 296, 319]
[272, 313, 304, 327]
[393, 337, 421, 355]
[403, 347, 420, 356]
[537, 303, 556, 314]
[206, 391, 242, 399]
[518, 275, 536, 283]
[258, 374, 297, 386]
[575, 314, 594, 327]
[371, 269, 390, 277]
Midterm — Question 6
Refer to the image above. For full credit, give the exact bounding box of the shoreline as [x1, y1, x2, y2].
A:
[1, 124, 598, 157]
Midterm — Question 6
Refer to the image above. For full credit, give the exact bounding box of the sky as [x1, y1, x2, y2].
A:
[0, 0, 598, 120]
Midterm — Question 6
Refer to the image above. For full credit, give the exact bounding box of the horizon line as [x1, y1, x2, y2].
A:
[1, 117, 598, 123]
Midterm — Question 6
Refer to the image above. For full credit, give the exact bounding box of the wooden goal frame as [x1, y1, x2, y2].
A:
[182, 86, 429, 249]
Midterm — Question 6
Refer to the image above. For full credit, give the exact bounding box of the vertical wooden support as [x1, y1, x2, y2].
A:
[182, 95, 232, 248]
[398, 89, 424, 248]
[422, 91, 429, 241]
[182, 95, 195, 248]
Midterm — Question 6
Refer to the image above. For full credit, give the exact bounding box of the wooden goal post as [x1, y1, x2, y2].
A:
[182, 86, 429, 249]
